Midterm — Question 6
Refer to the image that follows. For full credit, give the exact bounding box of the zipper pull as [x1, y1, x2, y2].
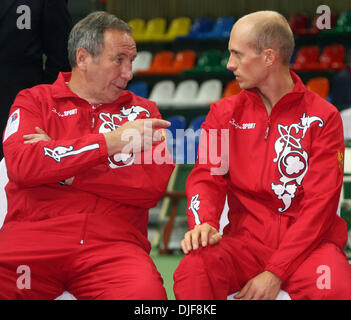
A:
[264, 118, 271, 140]
[91, 104, 97, 129]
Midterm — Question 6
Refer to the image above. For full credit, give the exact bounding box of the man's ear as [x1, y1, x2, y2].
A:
[263, 49, 277, 66]
[75, 48, 91, 71]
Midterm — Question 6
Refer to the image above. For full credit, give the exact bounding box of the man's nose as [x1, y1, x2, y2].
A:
[122, 64, 133, 81]
[227, 55, 237, 71]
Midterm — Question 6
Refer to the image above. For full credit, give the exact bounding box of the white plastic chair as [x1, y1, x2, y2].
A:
[171, 80, 199, 108]
[0, 158, 76, 300]
[341, 147, 351, 209]
[132, 51, 152, 74]
[148, 80, 176, 108]
[192, 79, 222, 106]
[341, 108, 351, 140]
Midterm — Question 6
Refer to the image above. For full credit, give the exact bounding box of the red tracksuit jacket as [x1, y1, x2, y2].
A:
[186, 71, 347, 282]
[2, 72, 174, 249]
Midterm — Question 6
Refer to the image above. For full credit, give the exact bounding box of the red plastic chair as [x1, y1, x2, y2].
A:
[222, 80, 242, 98]
[299, 11, 337, 35]
[158, 50, 196, 75]
[291, 45, 320, 71]
[135, 51, 174, 75]
[307, 77, 330, 98]
[288, 13, 309, 35]
[318, 44, 346, 71]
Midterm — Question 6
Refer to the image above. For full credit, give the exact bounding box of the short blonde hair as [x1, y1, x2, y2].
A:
[248, 12, 295, 66]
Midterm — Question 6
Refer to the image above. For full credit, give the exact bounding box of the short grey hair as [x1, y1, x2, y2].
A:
[68, 11, 132, 68]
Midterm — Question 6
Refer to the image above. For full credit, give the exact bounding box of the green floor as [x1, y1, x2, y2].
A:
[151, 249, 184, 300]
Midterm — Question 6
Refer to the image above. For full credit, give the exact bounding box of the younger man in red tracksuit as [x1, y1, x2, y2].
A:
[174, 11, 351, 300]
[0, 12, 174, 300]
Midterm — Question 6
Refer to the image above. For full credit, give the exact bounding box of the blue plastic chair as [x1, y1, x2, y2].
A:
[172, 131, 200, 164]
[176, 17, 213, 40]
[165, 115, 187, 138]
[188, 115, 206, 131]
[198, 16, 235, 39]
[183, 116, 206, 164]
[126, 81, 148, 98]
[165, 116, 187, 164]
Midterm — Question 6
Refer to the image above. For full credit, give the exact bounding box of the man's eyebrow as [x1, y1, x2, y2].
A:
[114, 52, 137, 60]
[229, 48, 241, 54]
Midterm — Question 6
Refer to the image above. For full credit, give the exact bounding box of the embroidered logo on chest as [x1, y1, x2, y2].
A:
[98, 105, 150, 169]
[271, 113, 324, 212]
[52, 107, 78, 117]
[229, 118, 256, 130]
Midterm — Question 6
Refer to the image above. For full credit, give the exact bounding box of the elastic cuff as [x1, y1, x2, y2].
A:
[264, 264, 289, 284]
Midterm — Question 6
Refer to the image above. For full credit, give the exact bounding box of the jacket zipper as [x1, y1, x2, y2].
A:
[91, 104, 97, 129]
[264, 116, 271, 140]
[80, 213, 89, 245]
[276, 213, 281, 248]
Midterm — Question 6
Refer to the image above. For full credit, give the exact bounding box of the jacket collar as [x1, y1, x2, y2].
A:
[243, 70, 306, 105]
[52, 72, 78, 99]
[51, 72, 132, 104]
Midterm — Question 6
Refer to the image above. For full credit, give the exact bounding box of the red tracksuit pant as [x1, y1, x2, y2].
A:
[173, 235, 351, 300]
[0, 214, 166, 300]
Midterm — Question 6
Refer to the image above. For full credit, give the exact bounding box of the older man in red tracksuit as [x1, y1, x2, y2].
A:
[174, 11, 351, 300]
[0, 12, 174, 300]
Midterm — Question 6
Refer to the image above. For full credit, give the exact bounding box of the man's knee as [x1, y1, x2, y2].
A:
[174, 247, 213, 280]
[135, 278, 168, 299]
[128, 262, 167, 299]
[174, 247, 227, 300]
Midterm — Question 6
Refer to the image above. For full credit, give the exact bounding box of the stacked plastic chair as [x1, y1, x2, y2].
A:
[296, 11, 337, 35]
[222, 80, 242, 98]
[153, 17, 191, 41]
[148, 80, 175, 108]
[176, 17, 213, 40]
[212, 51, 230, 73]
[128, 18, 146, 38]
[158, 50, 196, 75]
[184, 50, 222, 74]
[133, 17, 167, 42]
[132, 51, 152, 74]
[135, 51, 174, 75]
[188, 115, 206, 132]
[322, 10, 351, 35]
[126, 81, 149, 98]
[184, 115, 207, 164]
[291, 45, 320, 71]
[193, 79, 223, 106]
[171, 80, 199, 107]
[306, 77, 330, 99]
[288, 12, 309, 35]
[317, 44, 346, 70]
[341, 108, 351, 141]
[164, 116, 187, 164]
[196, 16, 235, 39]
[292, 44, 346, 71]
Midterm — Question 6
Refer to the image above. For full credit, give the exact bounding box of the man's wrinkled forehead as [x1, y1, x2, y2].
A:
[103, 29, 136, 54]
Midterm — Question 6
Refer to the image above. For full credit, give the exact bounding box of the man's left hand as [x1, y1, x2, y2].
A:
[235, 271, 282, 300]
[23, 127, 51, 144]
